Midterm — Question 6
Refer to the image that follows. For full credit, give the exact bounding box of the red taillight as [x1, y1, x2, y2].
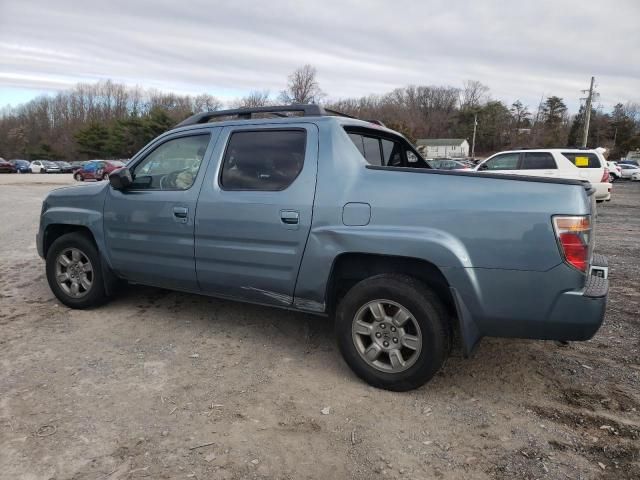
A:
[553, 216, 591, 272]
[558, 232, 588, 271]
[601, 168, 609, 182]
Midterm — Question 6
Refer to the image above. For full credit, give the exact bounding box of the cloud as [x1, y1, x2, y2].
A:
[1, 0, 638, 111]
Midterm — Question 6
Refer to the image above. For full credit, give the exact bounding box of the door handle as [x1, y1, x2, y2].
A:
[280, 210, 299, 225]
[173, 206, 188, 223]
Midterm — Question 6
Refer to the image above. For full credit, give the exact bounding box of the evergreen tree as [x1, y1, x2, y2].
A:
[75, 123, 111, 157]
[539, 96, 568, 147]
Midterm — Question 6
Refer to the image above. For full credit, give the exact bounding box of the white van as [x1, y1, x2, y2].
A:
[475, 149, 611, 202]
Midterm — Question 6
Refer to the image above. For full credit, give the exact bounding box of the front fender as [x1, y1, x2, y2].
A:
[39, 207, 107, 260]
[37, 183, 109, 264]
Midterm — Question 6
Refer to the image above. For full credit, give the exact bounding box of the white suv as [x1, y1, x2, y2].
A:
[475, 149, 611, 202]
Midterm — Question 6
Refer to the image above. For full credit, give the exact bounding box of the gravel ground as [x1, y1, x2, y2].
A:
[0, 174, 638, 480]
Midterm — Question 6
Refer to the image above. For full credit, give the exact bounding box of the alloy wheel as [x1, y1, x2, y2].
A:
[351, 299, 422, 373]
[54, 248, 94, 298]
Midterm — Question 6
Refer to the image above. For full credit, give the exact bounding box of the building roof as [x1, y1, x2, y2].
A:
[416, 138, 467, 147]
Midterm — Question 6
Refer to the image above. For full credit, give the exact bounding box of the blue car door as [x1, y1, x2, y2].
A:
[194, 123, 318, 306]
[103, 128, 219, 291]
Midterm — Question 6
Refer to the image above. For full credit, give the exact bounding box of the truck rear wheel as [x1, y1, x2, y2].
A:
[46, 232, 108, 309]
[335, 274, 449, 391]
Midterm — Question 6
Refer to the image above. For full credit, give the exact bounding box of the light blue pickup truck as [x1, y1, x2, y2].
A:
[37, 105, 608, 391]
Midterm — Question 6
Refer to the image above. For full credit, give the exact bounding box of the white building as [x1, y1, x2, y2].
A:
[416, 139, 469, 158]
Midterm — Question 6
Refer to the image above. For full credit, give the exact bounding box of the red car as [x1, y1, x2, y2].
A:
[0, 158, 17, 173]
[73, 160, 125, 181]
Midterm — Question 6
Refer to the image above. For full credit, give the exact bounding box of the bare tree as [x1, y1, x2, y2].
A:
[233, 90, 272, 108]
[460, 80, 489, 110]
[192, 94, 223, 113]
[279, 65, 324, 104]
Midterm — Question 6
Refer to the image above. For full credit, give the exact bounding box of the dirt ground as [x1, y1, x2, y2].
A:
[1, 174, 638, 480]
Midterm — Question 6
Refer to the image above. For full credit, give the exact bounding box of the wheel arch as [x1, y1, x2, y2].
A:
[43, 224, 97, 259]
[326, 252, 456, 319]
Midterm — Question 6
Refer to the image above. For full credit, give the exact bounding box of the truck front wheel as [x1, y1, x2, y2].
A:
[335, 274, 450, 391]
[45, 232, 109, 309]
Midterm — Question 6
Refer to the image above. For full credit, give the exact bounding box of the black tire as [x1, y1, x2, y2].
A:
[335, 274, 450, 391]
[102, 173, 109, 181]
[46, 232, 109, 309]
[74, 172, 83, 181]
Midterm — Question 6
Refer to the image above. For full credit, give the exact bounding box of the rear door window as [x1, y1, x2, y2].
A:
[522, 152, 556, 169]
[561, 152, 601, 168]
[220, 129, 306, 191]
[480, 153, 520, 170]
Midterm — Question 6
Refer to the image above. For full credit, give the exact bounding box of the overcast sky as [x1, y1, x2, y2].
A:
[1, 0, 639, 112]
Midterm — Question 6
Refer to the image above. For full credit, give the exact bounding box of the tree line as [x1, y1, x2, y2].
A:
[1, 66, 639, 160]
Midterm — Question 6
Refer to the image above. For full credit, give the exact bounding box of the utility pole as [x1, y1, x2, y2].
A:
[581, 76, 595, 148]
[471, 113, 478, 158]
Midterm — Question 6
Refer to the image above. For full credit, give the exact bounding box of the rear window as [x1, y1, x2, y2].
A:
[381, 139, 403, 166]
[348, 133, 383, 165]
[522, 152, 556, 169]
[561, 152, 601, 168]
[362, 136, 382, 166]
[345, 127, 430, 168]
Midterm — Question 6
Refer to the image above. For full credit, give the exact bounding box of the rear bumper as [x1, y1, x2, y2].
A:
[448, 255, 609, 353]
[594, 182, 611, 200]
[544, 272, 608, 340]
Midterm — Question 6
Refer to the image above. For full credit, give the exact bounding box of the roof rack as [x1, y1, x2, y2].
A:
[175, 104, 356, 128]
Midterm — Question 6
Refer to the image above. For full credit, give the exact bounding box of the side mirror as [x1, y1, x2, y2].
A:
[109, 167, 132, 190]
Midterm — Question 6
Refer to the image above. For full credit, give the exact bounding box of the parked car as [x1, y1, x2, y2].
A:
[37, 105, 608, 391]
[69, 161, 87, 172]
[607, 161, 621, 181]
[618, 163, 640, 179]
[73, 160, 125, 181]
[55, 161, 74, 173]
[619, 159, 640, 167]
[31, 160, 62, 173]
[9, 159, 32, 173]
[428, 159, 470, 170]
[475, 149, 611, 202]
[0, 158, 18, 173]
